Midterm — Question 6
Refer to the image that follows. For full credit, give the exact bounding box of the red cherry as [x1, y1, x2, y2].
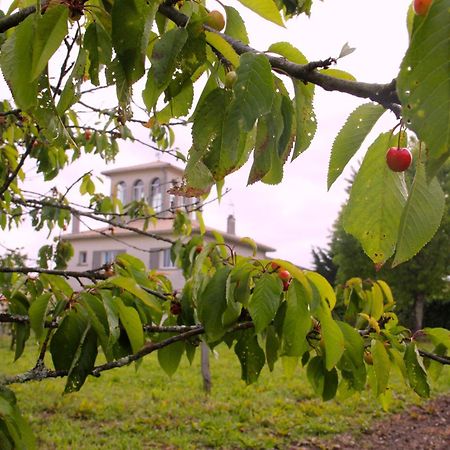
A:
[195, 245, 203, 254]
[386, 147, 412, 172]
[170, 301, 181, 315]
[84, 130, 92, 141]
[282, 280, 290, 291]
[270, 261, 280, 272]
[413, 0, 432, 15]
[278, 269, 291, 282]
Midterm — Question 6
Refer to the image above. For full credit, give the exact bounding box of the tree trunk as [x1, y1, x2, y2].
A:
[413, 293, 425, 331]
[200, 341, 212, 394]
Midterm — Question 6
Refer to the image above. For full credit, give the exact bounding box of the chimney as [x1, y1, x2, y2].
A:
[227, 214, 236, 235]
[72, 214, 80, 234]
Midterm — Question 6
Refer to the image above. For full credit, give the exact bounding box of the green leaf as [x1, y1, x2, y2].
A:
[282, 280, 312, 357]
[248, 95, 283, 185]
[248, 273, 282, 333]
[111, 0, 156, 84]
[422, 327, 450, 349]
[305, 272, 336, 310]
[371, 339, 391, 396]
[265, 325, 280, 371]
[28, 292, 52, 341]
[292, 79, 316, 159]
[205, 31, 239, 68]
[231, 52, 275, 132]
[56, 47, 87, 114]
[0, 388, 36, 449]
[404, 342, 430, 397]
[65, 327, 98, 393]
[192, 88, 232, 152]
[224, 6, 249, 44]
[31, 5, 68, 80]
[318, 306, 345, 371]
[319, 68, 356, 81]
[155, 80, 193, 123]
[117, 299, 144, 354]
[337, 321, 367, 391]
[268, 42, 307, 65]
[50, 311, 88, 371]
[0, 15, 38, 110]
[235, 329, 266, 384]
[150, 28, 188, 88]
[84, 22, 112, 86]
[79, 292, 113, 361]
[197, 267, 231, 342]
[397, 0, 450, 176]
[158, 340, 185, 377]
[393, 162, 445, 266]
[266, 42, 315, 159]
[108, 275, 161, 314]
[237, 0, 284, 27]
[306, 356, 338, 401]
[327, 103, 386, 189]
[343, 132, 408, 266]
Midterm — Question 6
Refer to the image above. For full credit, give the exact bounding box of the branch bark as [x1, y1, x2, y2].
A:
[0, 3, 401, 116]
[1, 322, 255, 386]
[13, 196, 175, 244]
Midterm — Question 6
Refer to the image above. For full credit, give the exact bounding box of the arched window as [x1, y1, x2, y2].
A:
[150, 177, 162, 212]
[116, 181, 126, 204]
[132, 179, 144, 201]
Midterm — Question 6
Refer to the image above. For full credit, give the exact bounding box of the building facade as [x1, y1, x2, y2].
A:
[63, 162, 275, 289]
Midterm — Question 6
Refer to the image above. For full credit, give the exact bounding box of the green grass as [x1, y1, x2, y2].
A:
[1, 338, 449, 449]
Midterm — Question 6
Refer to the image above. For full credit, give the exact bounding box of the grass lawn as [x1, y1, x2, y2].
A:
[1, 337, 449, 449]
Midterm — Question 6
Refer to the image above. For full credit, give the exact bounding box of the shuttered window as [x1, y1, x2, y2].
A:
[92, 249, 126, 269]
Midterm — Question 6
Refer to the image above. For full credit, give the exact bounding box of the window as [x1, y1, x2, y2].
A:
[132, 179, 144, 201]
[162, 248, 176, 268]
[116, 181, 126, 204]
[150, 177, 162, 212]
[92, 249, 126, 269]
[101, 250, 116, 265]
[78, 251, 88, 265]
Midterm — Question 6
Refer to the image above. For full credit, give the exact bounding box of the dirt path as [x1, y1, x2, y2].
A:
[293, 395, 450, 450]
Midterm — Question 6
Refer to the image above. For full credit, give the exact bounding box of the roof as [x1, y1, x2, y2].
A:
[63, 219, 276, 253]
[101, 161, 184, 177]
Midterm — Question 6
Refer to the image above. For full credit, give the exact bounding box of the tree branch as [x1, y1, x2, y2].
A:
[1, 322, 255, 385]
[0, 266, 107, 281]
[418, 349, 450, 365]
[13, 196, 175, 244]
[158, 4, 401, 116]
[0, 5, 36, 33]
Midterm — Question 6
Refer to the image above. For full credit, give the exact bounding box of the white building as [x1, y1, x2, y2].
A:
[63, 161, 275, 288]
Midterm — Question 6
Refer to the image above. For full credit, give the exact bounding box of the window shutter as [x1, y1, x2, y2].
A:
[92, 251, 101, 269]
[149, 251, 160, 269]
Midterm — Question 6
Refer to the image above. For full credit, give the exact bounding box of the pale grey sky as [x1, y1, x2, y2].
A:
[0, 0, 412, 268]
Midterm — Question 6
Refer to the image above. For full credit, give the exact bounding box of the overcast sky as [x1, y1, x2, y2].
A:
[0, 0, 412, 268]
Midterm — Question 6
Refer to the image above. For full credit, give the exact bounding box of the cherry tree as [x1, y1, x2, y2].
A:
[0, 0, 448, 446]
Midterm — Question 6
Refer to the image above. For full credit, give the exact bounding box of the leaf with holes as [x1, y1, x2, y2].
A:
[328, 103, 386, 189]
[235, 329, 266, 384]
[404, 342, 430, 398]
[397, 0, 450, 176]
